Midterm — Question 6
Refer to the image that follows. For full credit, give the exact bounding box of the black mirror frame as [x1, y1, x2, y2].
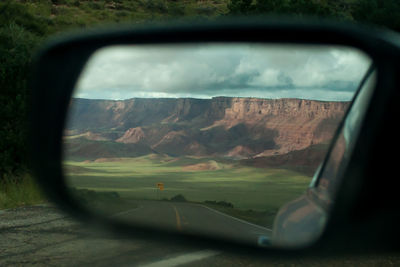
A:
[29, 18, 400, 257]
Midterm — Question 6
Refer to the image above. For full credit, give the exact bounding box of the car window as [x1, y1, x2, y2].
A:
[271, 69, 377, 247]
[315, 68, 377, 206]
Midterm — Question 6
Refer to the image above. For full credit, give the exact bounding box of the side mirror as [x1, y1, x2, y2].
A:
[29, 19, 400, 255]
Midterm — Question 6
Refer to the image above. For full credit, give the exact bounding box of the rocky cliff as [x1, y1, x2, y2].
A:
[65, 97, 349, 159]
[208, 98, 348, 155]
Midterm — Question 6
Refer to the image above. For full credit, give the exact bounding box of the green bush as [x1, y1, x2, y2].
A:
[115, 10, 129, 17]
[228, 0, 344, 18]
[69, 187, 120, 205]
[51, 0, 68, 5]
[168, 2, 185, 17]
[0, 173, 45, 209]
[204, 200, 234, 208]
[0, 20, 41, 179]
[170, 194, 187, 202]
[352, 0, 400, 32]
[142, 0, 167, 13]
[88, 2, 104, 10]
[195, 6, 216, 16]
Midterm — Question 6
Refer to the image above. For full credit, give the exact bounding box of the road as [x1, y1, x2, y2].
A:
[112, 200, 272, 246]
[1, 204, 400, 266]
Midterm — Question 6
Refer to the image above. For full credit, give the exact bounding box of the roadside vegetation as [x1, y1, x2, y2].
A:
[69, 187, 137, 215]
[202, 202, 278, 227]
[0, 174, 45, 209]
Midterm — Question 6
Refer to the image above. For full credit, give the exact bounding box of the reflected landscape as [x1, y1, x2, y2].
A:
[63, 44, 370, 246]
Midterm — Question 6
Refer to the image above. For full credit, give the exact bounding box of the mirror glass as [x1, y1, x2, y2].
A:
[63, 44, 371, 247]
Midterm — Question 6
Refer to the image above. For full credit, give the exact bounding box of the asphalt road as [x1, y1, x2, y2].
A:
[2, 204, 400, 266]
[112, 200, 272, 246]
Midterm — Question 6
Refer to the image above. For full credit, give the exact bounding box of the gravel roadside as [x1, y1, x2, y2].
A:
[0, 205, 205, 267]
[1, 205, 400, 267]
[0, 204, 148, 266]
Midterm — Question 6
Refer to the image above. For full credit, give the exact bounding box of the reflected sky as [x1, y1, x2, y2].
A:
[74, 44, 371, 101]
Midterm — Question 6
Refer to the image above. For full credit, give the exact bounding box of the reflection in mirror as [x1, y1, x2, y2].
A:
[62, 44, 371, 247]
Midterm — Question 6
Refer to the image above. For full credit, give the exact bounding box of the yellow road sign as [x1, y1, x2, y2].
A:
[156, 182, 164, 191]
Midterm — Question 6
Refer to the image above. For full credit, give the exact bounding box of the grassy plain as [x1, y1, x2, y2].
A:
[64, 154, 311, 226]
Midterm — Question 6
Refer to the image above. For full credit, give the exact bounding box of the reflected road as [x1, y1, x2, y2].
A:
[112, 200, 272, 246]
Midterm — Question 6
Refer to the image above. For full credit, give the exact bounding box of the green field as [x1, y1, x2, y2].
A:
[63, 154, 312, 226]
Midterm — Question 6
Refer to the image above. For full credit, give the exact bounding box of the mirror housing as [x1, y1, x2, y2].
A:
[29, 18, 400, 256]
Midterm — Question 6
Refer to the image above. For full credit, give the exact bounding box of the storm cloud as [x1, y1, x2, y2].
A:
[75, 44, 371, 101]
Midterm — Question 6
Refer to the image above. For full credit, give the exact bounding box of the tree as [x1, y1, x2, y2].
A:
[0, 2, 44, 181]
[228, 0, 348, 19]
[352, 0, 400, 32]
[227, 0, 254, 15]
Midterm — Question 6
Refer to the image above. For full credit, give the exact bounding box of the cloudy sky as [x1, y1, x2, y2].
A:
[74, 43, 371, 101]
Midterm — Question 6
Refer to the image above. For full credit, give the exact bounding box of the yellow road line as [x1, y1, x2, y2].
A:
[172, 205, 182, 231]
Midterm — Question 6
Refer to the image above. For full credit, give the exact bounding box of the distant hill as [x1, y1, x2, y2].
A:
[240, 143, 330, 176]
[64, 97, 349, 161]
